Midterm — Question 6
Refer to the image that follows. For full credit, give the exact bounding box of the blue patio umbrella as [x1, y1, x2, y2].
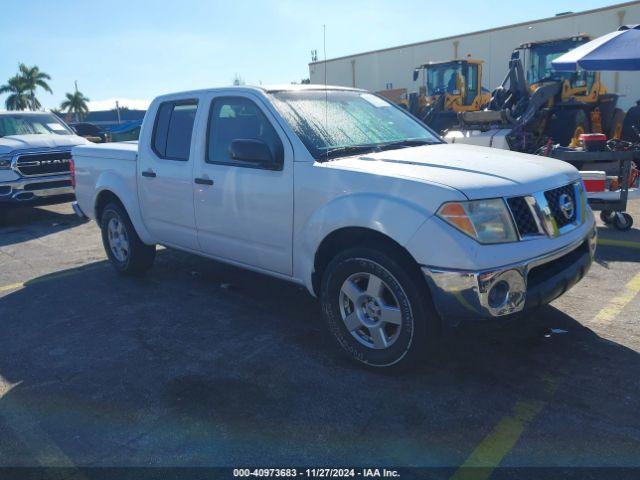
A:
[552, 25, 640, 71]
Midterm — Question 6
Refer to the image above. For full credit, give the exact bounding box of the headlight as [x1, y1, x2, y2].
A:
[437, 199, 518, 244]
[0, 155, 11, 170]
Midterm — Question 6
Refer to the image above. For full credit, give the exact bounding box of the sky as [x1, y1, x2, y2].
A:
[0, 0, 624, 111]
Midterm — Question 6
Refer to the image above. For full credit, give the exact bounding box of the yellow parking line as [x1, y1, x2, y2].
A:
[0, 264, 106, 295]
[593, 272, 640, 325]
[0, 282, 23, 293]
[450, 374, 559, 480]
[450, 400, 545, 480]
[597, 238, 640, 249]
[451, 271, 640, 479]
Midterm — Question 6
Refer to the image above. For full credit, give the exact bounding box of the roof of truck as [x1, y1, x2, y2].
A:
[257, 84, 364, 93]
[0, 110, 59, 115]
[152, 84, 365, 101]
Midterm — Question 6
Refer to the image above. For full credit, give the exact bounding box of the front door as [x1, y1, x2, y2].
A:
[192, 93, 294, 275]
[138, 98, 200, 250]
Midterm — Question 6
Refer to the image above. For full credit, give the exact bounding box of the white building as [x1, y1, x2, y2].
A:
[309, 1, 640, 109]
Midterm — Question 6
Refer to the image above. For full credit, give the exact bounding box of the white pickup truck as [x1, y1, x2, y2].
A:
[72, 85, 597, 369]
[0, 111, 88, 206]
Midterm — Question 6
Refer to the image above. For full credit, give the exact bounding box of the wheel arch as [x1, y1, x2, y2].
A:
[93, 172, 154, 244]
[311, 226, 424, 297]
[295, 193, 432, 296]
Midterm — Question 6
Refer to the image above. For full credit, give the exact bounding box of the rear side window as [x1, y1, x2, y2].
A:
[152, 100, 198, 160]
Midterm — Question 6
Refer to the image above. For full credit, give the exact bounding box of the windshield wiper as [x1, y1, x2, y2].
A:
[377, 139, 439, 151]
[318, 144, 381, 161]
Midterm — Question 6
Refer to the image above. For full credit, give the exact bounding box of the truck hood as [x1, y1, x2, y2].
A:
[324, 143, 580, 199]
[0, 134, 88, 155]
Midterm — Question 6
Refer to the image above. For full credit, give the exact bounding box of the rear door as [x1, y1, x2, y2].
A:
[192, 92, 294, 275]
[138, 98, 200, 250]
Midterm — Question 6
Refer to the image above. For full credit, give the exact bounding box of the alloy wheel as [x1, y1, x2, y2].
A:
[338, 272, 403, 349]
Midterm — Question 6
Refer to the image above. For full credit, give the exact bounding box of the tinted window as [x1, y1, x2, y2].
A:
[0, 113, 73, 137]
[207, 97, 283, 167]
[152, 100, 198, 160]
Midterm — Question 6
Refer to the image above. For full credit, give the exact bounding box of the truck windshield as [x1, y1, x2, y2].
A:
[525, 38, 588, 85]
[426, 63, 462, 95]
[0, 113, 73, 138]
[270, 90, 441, 160]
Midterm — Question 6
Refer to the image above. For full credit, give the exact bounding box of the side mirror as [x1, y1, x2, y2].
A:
[412, 69, 420, 82]
[229, 139, 279, 169]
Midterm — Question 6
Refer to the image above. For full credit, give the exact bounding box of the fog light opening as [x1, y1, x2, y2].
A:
[488, 280, 510, 309]
[13, 191, 35, 201]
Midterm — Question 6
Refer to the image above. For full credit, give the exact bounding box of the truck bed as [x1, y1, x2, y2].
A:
[72, 141, 138, 162]
[72, 141, 140, 221]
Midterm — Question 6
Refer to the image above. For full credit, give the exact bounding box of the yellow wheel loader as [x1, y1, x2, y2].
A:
[410, 59, 491, 133]
[376, 59, 491, 134]
[411, 59, 491, 132]
[447, 35, 626, 152]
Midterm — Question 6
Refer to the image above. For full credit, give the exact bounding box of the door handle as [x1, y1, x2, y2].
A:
[141, 170, 156, 178]
[194, 177, 214, 186]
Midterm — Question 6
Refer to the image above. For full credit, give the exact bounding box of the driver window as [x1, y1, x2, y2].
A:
[207, 96, 284, 168]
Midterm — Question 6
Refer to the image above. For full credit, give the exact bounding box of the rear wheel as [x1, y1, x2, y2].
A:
[548, 109, 589, 146]
[320, 246, 438, 370]
[100, 202, 156, 275]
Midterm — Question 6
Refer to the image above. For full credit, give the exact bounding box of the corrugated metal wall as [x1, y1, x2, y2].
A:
[309, 2, 640, 109]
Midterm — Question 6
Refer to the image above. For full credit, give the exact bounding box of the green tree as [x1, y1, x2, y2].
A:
[0, 75, 29, 110]
[18, 64, 53, 110]
[60, 90, 90, 122]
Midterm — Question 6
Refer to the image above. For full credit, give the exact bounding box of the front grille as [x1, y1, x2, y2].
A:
[544, 184, 577, 228]
[15, 151, 72, 177]
[507, 197, 540, 237]
[23, 180, 72, 191]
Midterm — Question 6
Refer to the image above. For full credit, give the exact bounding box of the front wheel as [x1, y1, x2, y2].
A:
[100, 202, 156, 275]
[320, 247, 438, 370]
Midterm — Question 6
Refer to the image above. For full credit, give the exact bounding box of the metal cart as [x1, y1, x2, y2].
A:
[548, 149, 638, 230]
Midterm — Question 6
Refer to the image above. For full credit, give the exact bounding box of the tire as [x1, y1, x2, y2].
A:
[0, 205, 10, 225]
[609, 108, 626, 140]
[100, 202, 156, 275]
[547, 109, 589, 146]
[600, 210, 614, 224]
[614, 212, 633, 231]
[319, 246, 439, 371]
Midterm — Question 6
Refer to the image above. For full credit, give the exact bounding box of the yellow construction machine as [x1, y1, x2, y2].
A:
[450, 35, 626, 152]
[376, 58, 490, 134]
[410, 58, 491, 132]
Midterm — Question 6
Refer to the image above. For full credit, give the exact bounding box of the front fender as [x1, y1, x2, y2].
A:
[295, 193, 433, 294]
[94, 170, 154, 245]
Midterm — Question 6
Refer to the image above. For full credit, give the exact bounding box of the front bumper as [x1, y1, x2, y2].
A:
[422, 226, 597, 322]
[0, 174, 73, 203]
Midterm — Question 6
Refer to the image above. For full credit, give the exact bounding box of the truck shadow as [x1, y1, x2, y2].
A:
[0, 249, 638, 467]
[0, 197, 86, 247]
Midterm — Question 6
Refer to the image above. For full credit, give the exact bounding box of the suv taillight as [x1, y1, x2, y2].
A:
[70, 158, 76, 189]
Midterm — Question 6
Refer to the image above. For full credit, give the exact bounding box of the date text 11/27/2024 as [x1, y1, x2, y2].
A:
[232, 468, 400, 478]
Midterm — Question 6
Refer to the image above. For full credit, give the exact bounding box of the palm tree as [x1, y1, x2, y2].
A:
[18, 64, 53, 110]
[0, 75, 29, 110]
[60, 90, 90, 122]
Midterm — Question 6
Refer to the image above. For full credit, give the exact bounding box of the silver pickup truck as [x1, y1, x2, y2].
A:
[0, 111, 88, 206]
